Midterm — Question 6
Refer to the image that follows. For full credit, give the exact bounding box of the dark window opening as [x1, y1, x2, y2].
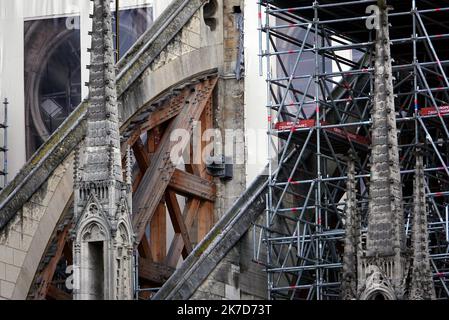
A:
[24, 7, 154, 158]
[88, 241, 104, 300]
[233, 6, 242, 14]
[24, 17, 81, 158]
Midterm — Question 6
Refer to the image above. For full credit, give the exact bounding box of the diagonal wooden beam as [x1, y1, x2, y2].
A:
[46, 285, 72, 300]
[140, 94, 186, 133]
[138, 232, 153, 261]
[132, 138, 150, 171]
[168, 169, 216, 201]
[165, 198, 201, 268]
[127, 90, 188, 147]
[132, 128, 162, 192]
[132, 77, 218, 242]
[138, 258, 175, 285]
[35, 222, 71, 300]
[131, 137, 215, 201]
[165, 190, 193, 257]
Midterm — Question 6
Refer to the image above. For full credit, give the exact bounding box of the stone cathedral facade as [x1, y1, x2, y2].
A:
[71, 0, 135, 300]
[341, 1, 435, 300]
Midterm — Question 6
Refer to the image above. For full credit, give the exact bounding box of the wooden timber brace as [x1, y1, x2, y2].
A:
[29, 76, 218, 299]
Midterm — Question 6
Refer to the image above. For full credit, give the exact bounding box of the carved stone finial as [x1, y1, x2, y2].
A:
[72, 0, 134, 301]
[409, 151, 436, 300]
[341, 156, 360, 300]
[357, 3, 406, 300]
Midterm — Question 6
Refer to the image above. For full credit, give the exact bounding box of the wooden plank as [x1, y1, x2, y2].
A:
[140, 94, 186, 133]
[132, 138, 216, 201]
[46, 285, 72, 300]
[195, 95, 214, 178]
[138, 232, 153, 261]
[165, 198, 201, 268]
[127, 91, 187, 147]
[165, 191, 193, 257]
[198, 201, 215, 242]
[35, 222, 71, 300]
[150, 202, 166, 263]
[133, 127, 161, 192]
[169, 169, 215, 201]
[132, 77, 218, 242]
[138, 258, 175, 285]
[197, 96, 215, 241]
[132, 138, 150, 171]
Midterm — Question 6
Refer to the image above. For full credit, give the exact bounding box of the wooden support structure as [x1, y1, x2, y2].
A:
[196, 95, 215, 241]
[34, 222, 71, 300]
[132, 77, 218, 242]
[165, 198, 201, 268]
[138, 258, 175, 285]
[165, 190, 193, 257]
[30, 76, 219, 299]
[150, 202, 167, 263]
[169, 169, 216, 201]
[46, 285, 72, 300]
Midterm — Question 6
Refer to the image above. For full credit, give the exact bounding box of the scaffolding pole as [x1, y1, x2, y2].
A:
[256, 0, 449, 300]
[1, 98, 8, 190]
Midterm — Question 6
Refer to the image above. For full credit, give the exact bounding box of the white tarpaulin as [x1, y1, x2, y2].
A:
[0, 0, 159, 180]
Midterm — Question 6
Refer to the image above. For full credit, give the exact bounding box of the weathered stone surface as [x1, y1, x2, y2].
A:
[0, 0, 209, 234]
[154, 171, 268, 300]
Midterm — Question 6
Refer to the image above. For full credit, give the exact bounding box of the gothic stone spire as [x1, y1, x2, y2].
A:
[366, 0, 405, 258]
[357, 0, 406, 300]
[341, 155, 360, 300]
[84, 0, 122, 182]
[409, 150, 436, 300]
[72, 0, 134, 300]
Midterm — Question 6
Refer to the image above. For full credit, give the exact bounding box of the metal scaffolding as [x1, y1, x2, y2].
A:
[0, 98, 7, 190]
[254, 0, 449, 300]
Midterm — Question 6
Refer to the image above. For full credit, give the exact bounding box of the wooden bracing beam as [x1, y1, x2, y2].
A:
[34, 222, 71, 300]
[132, 138, 150, 171]
[138, 258, 175, 285]
[29, 78, 219, 300]
[165, 198, 201, 268]
[132, 77, 218, 242]
[165, 190, 193, 257]
[132, 136, 215, 201]
[127, 89, 189, 147]
[150, 202, 167, 262]
[169, 169, 216, 201]
[196, 96, 215, 241]
[138, 230, 153, 261]
[46, 285, 72, 300]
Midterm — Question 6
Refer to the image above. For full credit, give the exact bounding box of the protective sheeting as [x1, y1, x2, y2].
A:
[0, 0, 154, 174]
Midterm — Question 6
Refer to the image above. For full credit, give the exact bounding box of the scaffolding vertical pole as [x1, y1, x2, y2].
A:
[313, 0, 322, 300]
[134, 248, 139, 300]
[258, 1, 263, 76]
[115, 0, 120, 62]
[257, 0, 449, 299]
[445, 205, 449, 243]
[264, 0, 273, 300]
[2, 98, 7, 188]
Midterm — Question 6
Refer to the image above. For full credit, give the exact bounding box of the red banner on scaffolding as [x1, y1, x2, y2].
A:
[274, 120, 370, 145]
